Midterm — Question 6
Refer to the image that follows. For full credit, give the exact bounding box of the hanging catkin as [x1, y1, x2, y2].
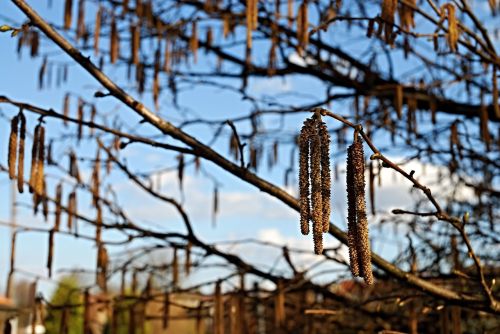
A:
[29, 124, 41, 193]
[346, 143, 360, 277]
[298, 119, 313, 235]
[42, 179, 49, 221]
[178, 154, 184, 191]
[76, 0, 86, 42]
[298, 113, 331, 255]
[69, 151, 82, 183]
[63, 93, 70, 126]
[318, 121, 331, 233]
[17, 112, 26, 193]
[380, 0, 397, 45]
[8, 115, 19, 180]
[64, 0, 73, 30]
[77, 98, 84, 142]
[94, 5, 101, 55]
[91, 149, 101, 207]
[297, 2, 309, 54]
[442, 4, 459, 52]
[310, 126, 323, 254]
[131, 24, 140, 65]
[47, 229, 55, 278]
[190, 21, 198, 63]
[346, 135, 373, 285]
[67, 191, 76, 231]
[110, 15, 119, 64]
[54, 183, 62, 232]
[36, 125, 45, 197]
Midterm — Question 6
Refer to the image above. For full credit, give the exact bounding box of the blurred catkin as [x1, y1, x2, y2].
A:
[8, 115, 19, 180]
[17, 113, 26, 193]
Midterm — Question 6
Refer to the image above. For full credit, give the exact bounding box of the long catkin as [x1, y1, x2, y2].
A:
[29, 125, 41, 193]
[8, 115, 19, 180]
[35, 125, 45, 196]
[47, 229, 55, 278]
[318, 121, 331, 233]
[17, 113, 26, 193]
[346, 143, 360, 277]
[298, 119, 312, 235]
[310, 127, 323, 255]
[54, 183, 63, 232]
[350, 137, 373, 285]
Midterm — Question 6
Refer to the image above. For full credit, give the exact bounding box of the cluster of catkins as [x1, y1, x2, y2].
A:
[299, 115, 373, 285]
[299, 114, 331, 255]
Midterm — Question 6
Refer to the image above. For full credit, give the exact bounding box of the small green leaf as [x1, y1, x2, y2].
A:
[11, 30, 19, 37]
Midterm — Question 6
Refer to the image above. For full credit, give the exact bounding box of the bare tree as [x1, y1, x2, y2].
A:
[0, 0, 498, 333]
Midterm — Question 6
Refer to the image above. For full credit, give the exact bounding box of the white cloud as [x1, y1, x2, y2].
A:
[250, 77, 293, 94]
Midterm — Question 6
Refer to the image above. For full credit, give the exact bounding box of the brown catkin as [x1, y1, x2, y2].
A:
[47, 229, 55, 278]
[94, 5, 101, 55]
[190, 21, 198, 63]
[110, 15, 119, 64]
[8, 115, 19, 180]
[35, 125, 45, 196]
[42, 178, 49, 221]
[63, 93, 70, 126]
[350, 137, 373, 285]
[298, 119, 313, 235]
[29, 125, 41, 193]
[64, 0, 73, 30]
[319, 121, 331, 233]
[54, 183, 63, 232]
[67, 191, 76, 231]
[310, 123, 323, 255]
[17, 113, 26, 193]
[443, 4, 458, 52]
[346, 143, 360, 277]
[69, 151, 82, 183]
[38, 57, 47, 90]
[131, 24, 140, 65]
[380, 0, 397, 44]
[395, 85, 403, 119]
[77, 98, 84, 141]
[76, 0, 86, 42]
